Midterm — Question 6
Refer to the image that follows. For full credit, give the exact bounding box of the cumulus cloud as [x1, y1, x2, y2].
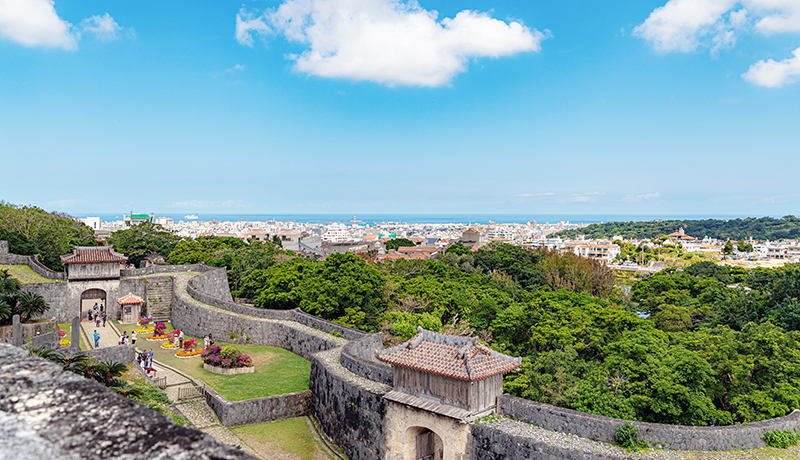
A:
[236, 0, 546, 87]
[0, 0, 129, 50]
[635, 0, 800, 86]
[622, 192, 660, 202]
[0, 0, 77, 49]
[79, 13, 126, 41]
[742, 46, 800, 86]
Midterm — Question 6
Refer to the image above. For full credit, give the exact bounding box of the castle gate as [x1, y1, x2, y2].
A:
[80, 288, 106, 319]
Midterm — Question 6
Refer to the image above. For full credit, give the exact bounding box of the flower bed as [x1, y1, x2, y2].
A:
[161, 342, 179, 350]
[134, 327, 154, 333]
[201, 345, 253, 371]
[59, 339, 70, 347]
[175, 349, 204, 358]
[146, 334, 169, 341]
[203, 362, 254, 375]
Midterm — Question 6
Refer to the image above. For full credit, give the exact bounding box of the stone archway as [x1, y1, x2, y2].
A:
[405, 426, 443, 460]
[80, 289, 106, 319]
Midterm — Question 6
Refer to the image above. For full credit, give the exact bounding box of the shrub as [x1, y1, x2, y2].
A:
[153, 322, 166, 336]
[616, 422, 648, 450]
[201, 345, 252, 368]
[763, 430, 800, 449]
[138, 317, 152, 327]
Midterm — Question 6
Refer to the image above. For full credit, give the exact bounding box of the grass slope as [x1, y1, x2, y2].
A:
[1, 264, 60, 284]
[232, 418, 332, 460]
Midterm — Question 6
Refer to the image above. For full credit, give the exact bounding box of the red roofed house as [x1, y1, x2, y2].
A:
[377, 327, 521, 460]
[117, 293, 145, 323]
[60, 246, 128, 281]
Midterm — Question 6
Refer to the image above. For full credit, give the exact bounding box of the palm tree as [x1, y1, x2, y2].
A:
[16, 291, 49, 321]
[0, 269, 21, 295]
[94, 360, 129, 387]
[0, 299, 11, 322]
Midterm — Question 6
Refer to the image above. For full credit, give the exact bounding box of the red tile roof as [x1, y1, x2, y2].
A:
[376, 328, 520, 381]
[60, 246, 127, 264]
[117, 293, 145, 305]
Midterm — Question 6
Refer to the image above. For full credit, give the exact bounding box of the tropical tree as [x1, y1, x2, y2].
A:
[108, 222, 182, 267]
[15, 291, 49, 321]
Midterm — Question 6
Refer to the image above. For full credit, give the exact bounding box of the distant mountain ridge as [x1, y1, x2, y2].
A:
[555, 215, 800, 241]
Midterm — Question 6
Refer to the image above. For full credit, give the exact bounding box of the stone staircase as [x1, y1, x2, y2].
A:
[143, 276, 174, 322]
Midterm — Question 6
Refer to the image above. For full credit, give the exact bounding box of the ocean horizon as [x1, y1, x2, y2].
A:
[72, 213, 780, 225]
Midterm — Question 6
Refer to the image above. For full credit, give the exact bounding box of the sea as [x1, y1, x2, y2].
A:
[74, 213, 768, 225]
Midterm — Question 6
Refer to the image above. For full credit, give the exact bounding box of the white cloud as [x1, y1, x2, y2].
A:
[517, 192, 555, 197]
[742, 46, 800, 86]
[633, 0, 737, 52]
[0, 1, 129, 50]
[622, 192, 661, 202]
[635, 1, 800, 86]
[236, 9, 271, 47]
[79, 13, 126, 41]
[0, 0, 77, 50]
[226, 64, 246, 72]
[237, 0, 546, 87]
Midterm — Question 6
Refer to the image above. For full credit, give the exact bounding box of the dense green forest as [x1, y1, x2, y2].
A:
[555, 215, 800, 241]
[240, 244, 800, 427]
[0, 202, 99, 270]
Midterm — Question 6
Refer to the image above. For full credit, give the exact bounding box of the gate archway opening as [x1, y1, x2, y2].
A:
[80, 289, 107, 320]
[405, 426, 443, 460]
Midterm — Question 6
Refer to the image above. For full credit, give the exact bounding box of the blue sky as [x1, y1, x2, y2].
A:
[1, 0, 799, 217]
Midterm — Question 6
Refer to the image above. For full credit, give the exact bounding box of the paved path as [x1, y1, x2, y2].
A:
[80, 319, 119, 349]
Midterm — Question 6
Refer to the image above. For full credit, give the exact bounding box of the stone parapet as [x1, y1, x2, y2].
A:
[497, 394, 800, 451]
[203, 384, 311, 427]
[0, 342, 255, 460]
[340, 333, 393, 385]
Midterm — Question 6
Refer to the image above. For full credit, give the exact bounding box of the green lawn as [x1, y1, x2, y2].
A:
[57, 322, 87, 350]
[232, 418, 332, 460]
[1, 264, 60, 284]
[114, 321, 310, 401]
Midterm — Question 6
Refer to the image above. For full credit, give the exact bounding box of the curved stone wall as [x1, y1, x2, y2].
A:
[0, 241, 64, 280]
[311, 347, 391, 460]
[498, 394, 800, 451]
[340, 333, 393, 386]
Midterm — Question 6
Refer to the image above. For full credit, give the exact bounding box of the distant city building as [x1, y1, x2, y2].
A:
[84, 217, 101, 230]
[154, 216, 174, 227]
[123, 213, 153, 228]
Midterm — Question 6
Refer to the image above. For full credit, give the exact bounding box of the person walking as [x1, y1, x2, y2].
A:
[102, 312, 107, 327]
[93, 330, 100, 348]
[132, 331, 137, 346]
[178, 330, 184, 348]
[95, 315, 101, 328]
[203, 334, 209, 349]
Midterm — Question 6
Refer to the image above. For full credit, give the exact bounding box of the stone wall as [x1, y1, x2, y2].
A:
[172, 285, 345, 360]
[0, 319, 55, 343]
[81, 343, 136, 365]
[22, 277, 145, 322]
[340, 333, 393, 386]
[0, 342, 255, 460]
[471, 423, 625, 460]
[497, 394, 800, 451]
[310, 348, 391, 460]
[293, 309, 368, 341]
[0, 240, 65, 280]
[204, 386, 311, 427]
[143, 276, 174, 321]
[120, 263, 211, 277]
[188, 268, 234, 302]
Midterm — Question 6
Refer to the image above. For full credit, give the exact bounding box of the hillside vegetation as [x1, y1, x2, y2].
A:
[555, 215, 800, 241]
[241, 245, 800, 427]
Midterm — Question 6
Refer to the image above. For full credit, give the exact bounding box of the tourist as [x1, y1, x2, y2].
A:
[102, 312, 106, 327]
[208, 333, 214, 346]
[87, 310, 93, 321]
[178, 330, 184, 348]
[132, 331, 137, 345]
[93, 330, 100, 348]
[203, 335, 209, 349]
[95, 315, 101, 328]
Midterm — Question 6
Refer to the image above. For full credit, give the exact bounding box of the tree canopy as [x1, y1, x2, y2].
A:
[0, 201, 99, 270]
[107, 222, 183, 267]
[556, 216, 800, 241]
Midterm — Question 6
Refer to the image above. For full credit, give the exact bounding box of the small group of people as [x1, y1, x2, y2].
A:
[137, 349, 155, 375]
[119, 331, 136, 345]
[203, 333, 214, 349]
[87, 303, 107, 327]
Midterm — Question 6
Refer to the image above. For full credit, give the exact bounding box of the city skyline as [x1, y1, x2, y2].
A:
[1, 0, 799, 216]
